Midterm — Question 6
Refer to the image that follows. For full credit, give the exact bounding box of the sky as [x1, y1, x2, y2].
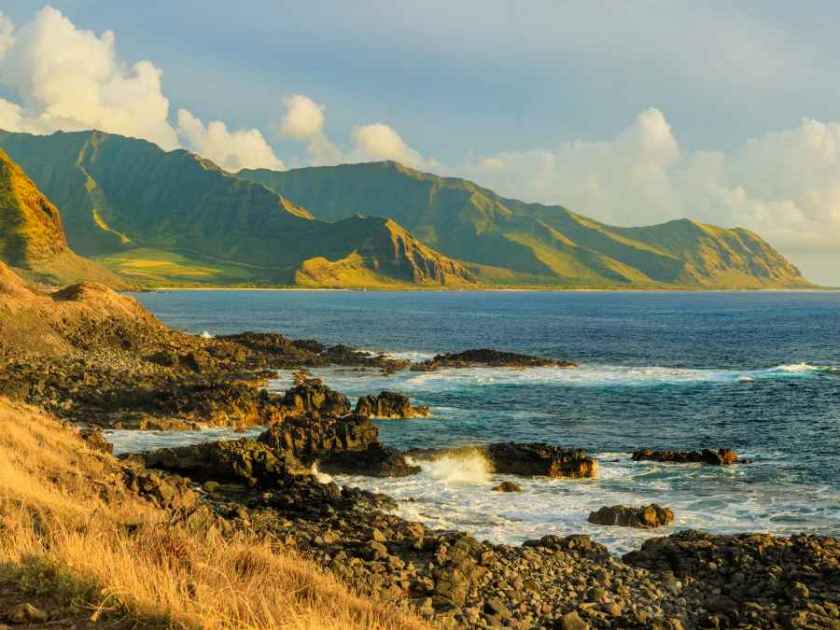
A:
[1, 1, 838, 284]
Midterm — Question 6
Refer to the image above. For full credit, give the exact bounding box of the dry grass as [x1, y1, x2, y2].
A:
[0, 398, 430, 629]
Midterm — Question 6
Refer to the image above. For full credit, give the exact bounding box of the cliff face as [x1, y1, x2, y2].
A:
[0, 148, 67, 267]
[0, 149, 126, 287]
[241, 161, 811, 289]
[0, 131, 476, 287]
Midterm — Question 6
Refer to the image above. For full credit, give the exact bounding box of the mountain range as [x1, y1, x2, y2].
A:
[0, 128, 810, 289]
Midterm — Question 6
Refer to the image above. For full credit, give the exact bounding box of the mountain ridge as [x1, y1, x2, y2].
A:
[240, 160, 809, 289]
[0, 129, 811, 289]
[0, 130, 475, 288]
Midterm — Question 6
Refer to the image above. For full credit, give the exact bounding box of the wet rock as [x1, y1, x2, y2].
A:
[486, 443, 598, 478]
[319, 444, 420, 478]
[632, 448, 742, 465]
[408, 442, 597, 478]
[354, 391, 430, 419]
[492, 480, 522, 492]
[588, 504, 674, 528]
[412, 348, 576, 371]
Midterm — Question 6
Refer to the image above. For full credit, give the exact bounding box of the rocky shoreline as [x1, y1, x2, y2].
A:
[1, 268, 838, 629]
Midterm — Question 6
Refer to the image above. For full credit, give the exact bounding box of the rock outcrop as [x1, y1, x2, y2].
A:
[588, 504, 674, 529]
[355, 391, 430, 418]
[409, 443, 598, 479]
[632, 448, 741, 465]
[412, 348, 576, 371]
[485, 443, 598, 478]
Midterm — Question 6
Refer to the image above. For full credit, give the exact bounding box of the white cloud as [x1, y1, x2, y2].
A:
[0, 7, 285, 172]
[351, 123, 425, 167]
[176, 109, 284, 172]
[279, 94, 341, 165]
[461, 109, 840, 263]
[280, 94, 324, 140]
[0, 6, 179, 149]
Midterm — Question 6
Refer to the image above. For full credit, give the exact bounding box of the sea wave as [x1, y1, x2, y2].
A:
[275, 360, 836, 397]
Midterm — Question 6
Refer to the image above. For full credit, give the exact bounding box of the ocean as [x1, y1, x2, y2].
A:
[111, 290, 840, 553]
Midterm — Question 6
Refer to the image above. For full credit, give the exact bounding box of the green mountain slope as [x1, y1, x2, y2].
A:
[241, 161, 809, 288]
[0, 149, 127, 287]
[0, 131, 475, 288]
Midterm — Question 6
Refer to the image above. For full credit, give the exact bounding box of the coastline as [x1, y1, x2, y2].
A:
[3, 263, 839, 629]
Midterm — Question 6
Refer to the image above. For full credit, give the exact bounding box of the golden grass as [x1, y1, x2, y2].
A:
[0, 399, 429, 629]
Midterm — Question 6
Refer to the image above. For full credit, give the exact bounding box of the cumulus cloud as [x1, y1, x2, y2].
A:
[0, 6, 179, 149]
[0, 6, 284, 171]
[351, 123, 426, 167]
[279, 94, 341, 165]
[176, 109, 284, 172]
[461, 109, 840, 264]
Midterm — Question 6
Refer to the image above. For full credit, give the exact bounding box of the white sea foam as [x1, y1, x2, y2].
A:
[269, 360, 833, 399]
[311, 462, 334, 484]
[357, 348, 437, 363]
[419, 452, 492, 485]
[336, 453, 840, 554]
[104, 426, 264, 456]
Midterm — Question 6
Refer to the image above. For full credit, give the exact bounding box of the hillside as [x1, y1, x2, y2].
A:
[0, 130, 475, 288]
[241, 161, 810, 289]
[0, 149, 126, 287]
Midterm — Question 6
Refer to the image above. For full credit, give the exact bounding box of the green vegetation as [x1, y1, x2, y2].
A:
[242, 161, 811, 289]
[0, 149, 127, 287]
[0, 130, 475, 288]
[0, 130, 811, 289]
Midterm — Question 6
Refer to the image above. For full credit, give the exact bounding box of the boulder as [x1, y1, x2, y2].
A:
[632, 448, 741, 465]
[258, 413, 378, 461]
[408, 442, 597, 478]
[588, 504, 674, 528]
[139, 438, 303, 487]
[486, 443, 598, 478]
[412, 348, 576, 371]
[355, 391, 430, 419]
[279, 378, 351, 417]
[319, 444, 421, 478]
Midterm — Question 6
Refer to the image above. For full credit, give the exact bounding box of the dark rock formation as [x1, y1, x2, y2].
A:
[408, 442, 598, 478]
[588, 504, 674, 528]
[412, 348, 576, 371]
[492, 481, 522, 493]
[137, 438, 304, 488]
[632, 448, 741, 465]
[278, 378, 352, 418]
[354, 391, 430, 418]
[258, 413, 378, 461]
[486, 443, 597, 478]
[318, 444, 421, 478]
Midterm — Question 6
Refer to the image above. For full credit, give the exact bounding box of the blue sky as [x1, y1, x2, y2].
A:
[1, 1, 839, 282]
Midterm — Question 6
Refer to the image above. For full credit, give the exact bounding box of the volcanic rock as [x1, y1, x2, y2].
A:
[355, 391, 430, 418]
[588, 504, 674, 528]
[411, 348, 576, 371]
[632, 448, 741, 465]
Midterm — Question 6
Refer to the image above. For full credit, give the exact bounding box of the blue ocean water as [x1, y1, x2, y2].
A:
[127, 290, 840, 551]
